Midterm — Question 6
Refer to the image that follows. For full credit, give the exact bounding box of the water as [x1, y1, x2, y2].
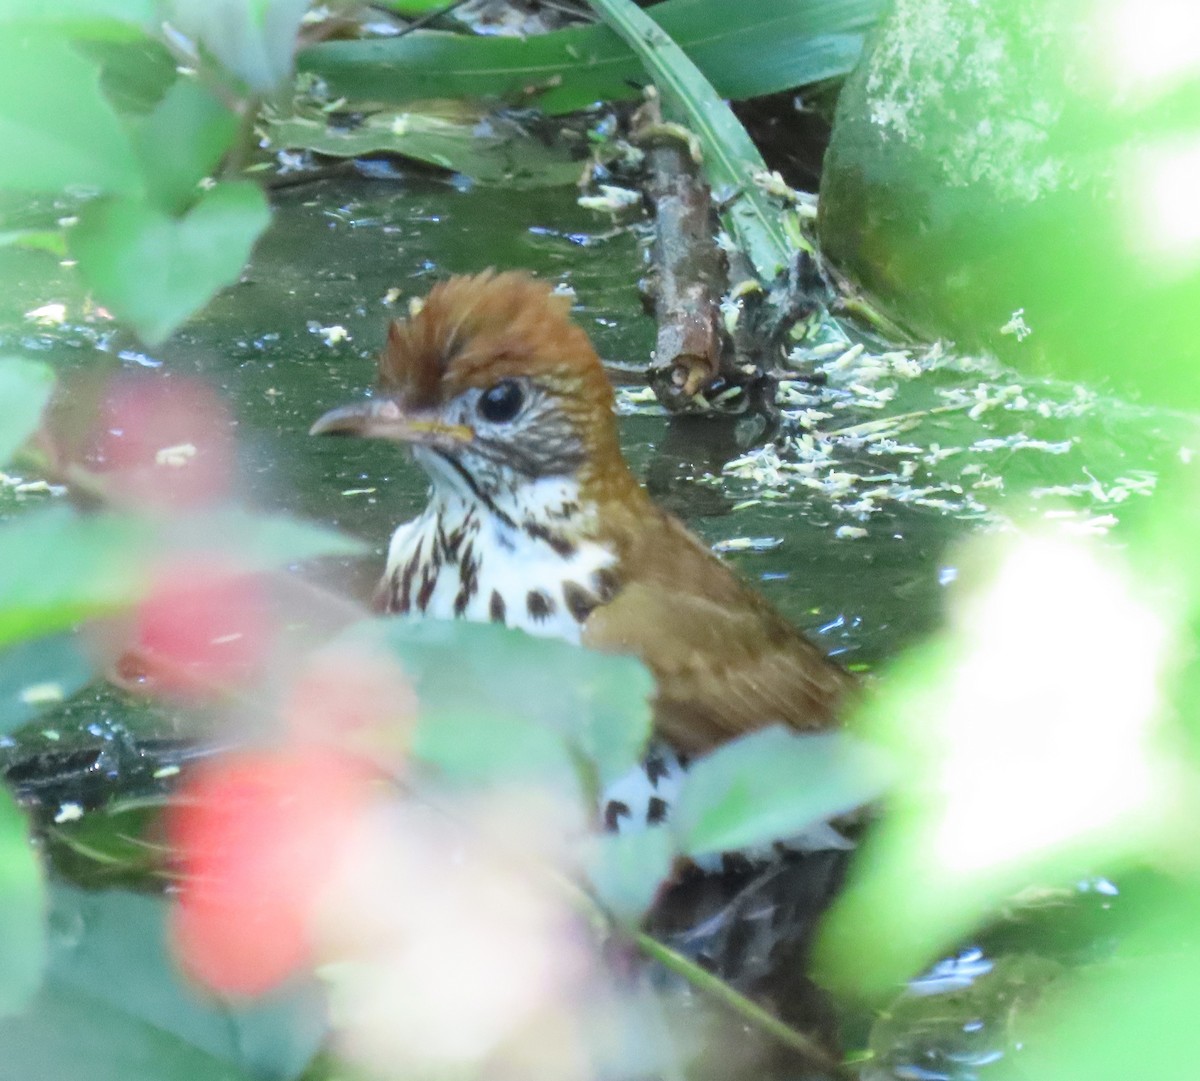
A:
[0, 170, 1188, 1079]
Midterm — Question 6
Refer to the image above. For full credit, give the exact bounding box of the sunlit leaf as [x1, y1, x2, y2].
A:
[298, 0, 883, 117]
[673, 727, 890, 858]
[817, 528, 1177, 995]
[0, 32, 140, 195]
[71, 181, 271, 345]
[0, 355, 55, 466]
[587, 0, 794, 279]
[0, 634, 94, 736]
[0, 885, 324, 1080]
[584, 827, 674, 925]
[0, 787, 45, 1017]
[133, 78, 240, 214]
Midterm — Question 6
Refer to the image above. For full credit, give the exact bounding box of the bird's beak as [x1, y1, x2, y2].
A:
[309, 398, 473, 448]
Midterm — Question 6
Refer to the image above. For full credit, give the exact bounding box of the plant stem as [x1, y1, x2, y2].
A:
[633, 930, 857, 1079]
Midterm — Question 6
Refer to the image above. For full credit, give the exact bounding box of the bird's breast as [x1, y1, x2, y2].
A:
[381, 500, 618, 645]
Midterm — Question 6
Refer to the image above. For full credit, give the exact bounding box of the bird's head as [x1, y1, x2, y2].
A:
[311, 271, 634, 510]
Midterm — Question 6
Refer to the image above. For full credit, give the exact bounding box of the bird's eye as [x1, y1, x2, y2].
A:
[478, 379, 524, 424]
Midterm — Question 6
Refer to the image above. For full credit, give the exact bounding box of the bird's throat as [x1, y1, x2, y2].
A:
[379, 480, 619, 645]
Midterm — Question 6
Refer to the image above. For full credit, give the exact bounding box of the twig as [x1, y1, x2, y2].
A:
[636, 99, 731, 409]
[634, 931, 856, 1080]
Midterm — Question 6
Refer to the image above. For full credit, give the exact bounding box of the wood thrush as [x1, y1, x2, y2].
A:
[312, 271, 853, 832]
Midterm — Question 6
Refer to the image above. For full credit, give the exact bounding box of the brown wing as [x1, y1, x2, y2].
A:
[582, 507, 854, 755]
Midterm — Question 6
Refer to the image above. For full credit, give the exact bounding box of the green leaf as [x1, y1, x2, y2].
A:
[584, 827, 674, 925]
[0, 886, 324, 1080]
[133, 78, 240, 214]
[266, 107, 594, 188]
[163, 0, 311, 93]
[0, 32, 141, 195]
[346, 619, 653, 790]
[0, 634, 95, 735]
[81, 37, 180, 116]
[413, 709, 581, 791]
[0, 0, 155, 40]
[588, 0, 794, 280]
[0, 356, 55, 466]
[298, 0, 883, 116]
[0, 230, 67, 256]
[0, 506, 364, 649]
[71, 181, 271, 345]
[0, 786, 45, 1017]
[673, 727, 891, 858]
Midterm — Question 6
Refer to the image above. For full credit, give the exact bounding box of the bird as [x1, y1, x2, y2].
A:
[311, 270, 854, 834]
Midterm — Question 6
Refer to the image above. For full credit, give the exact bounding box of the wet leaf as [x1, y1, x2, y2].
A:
[673, 727, 890, 858]
[0, 355, 55, 466]
[0, 787, 45, 1016]
[71, 181, 270, 345]
[0, 32, 140, 195]
[298, 0, 883, 117]
[0, 885, 324, 1080]
[266, 107, 592, 188]
[0, 634, 94, 736]
[133, 78, 240, 214]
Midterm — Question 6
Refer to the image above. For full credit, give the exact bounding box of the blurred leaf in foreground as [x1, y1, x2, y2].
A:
[818, 526, 1181, 995]
[673, 727, 891, 858]
[0, 32, 141, 194]
[0, 786, 44, 1017]
[71, 180, 270, 345]
[0, 355, 54, 465]
[0, 884, 324, 1081]
[0, 505, 363, 649]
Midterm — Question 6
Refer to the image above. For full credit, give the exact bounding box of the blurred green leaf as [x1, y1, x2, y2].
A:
[0, 786, 45, 1017]
[584, 827, 674, 925]
[71, 180, 270, 345]
[0, 0, 154, 40]
[0, 634, 94, 735]
[0, 32, 141, 195]
[673, 728, 890, 858]
[298, 0, 883, 117]
[133, 79, 240, 214]
[0, 356, 55, 466]
[0, 506, 364, 649]
[413, 708, 581, 791]
[348, 619, 653, 790]
[816, 527, 1175, 996]
[163, 0, 311, 93]
[0, 230, 67, 256]
[266, 107, 594, 188]
[82, 37, 179, 116]
[999, 947, 1200, 1081]
[0, 509, 154, 647]
[0, 885, 324, 1080]
[588, 0, 794, 279]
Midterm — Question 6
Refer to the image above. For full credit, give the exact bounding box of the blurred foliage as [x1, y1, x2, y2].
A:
[2, 2, 1199, 1081]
